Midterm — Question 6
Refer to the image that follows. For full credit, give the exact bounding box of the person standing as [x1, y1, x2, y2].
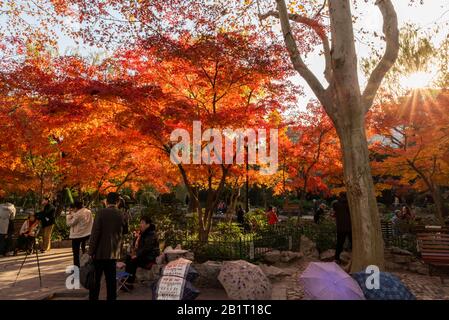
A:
[88, 192, 128, 301]
[401, 206, 414, 221]
[36, 197, 56, 253]
[266, 206, 279, 225]
[236, 205, 245, 227]
[394, 196, 400, 209]
[333, 193, 352, 264]
[314, 203, 326, 224]
[0, 202, 16, 256]
[66, 200, 93, 268]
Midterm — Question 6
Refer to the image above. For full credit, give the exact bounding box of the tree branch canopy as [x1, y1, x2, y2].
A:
[259, 9, 332, 82]
[362, 0, 399, 112]
[271, 0, 330, 108]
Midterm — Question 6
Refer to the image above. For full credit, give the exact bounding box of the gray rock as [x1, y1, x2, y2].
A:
[385, 261, 404, 271]
[264, 250, 282, 263]
[408, 261, 424, 273]
[135, 267, 156, 281]
[416, 265, 430, 275]
[300, 236, 319, 259]
[280, 251, 303, 263]
[164, 249, 194, 262]
[320, 249, 336, 262]
[390, 247, 413, 256]
[392, 254, 413, 264]
[258, 264, 289, 280]
[193, 261, 223, 288]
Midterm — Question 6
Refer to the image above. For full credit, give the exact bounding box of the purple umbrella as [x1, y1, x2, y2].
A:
[299, 262, 365, 300]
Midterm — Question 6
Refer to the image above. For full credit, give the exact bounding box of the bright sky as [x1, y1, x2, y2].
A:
[294, 0, 449, 110]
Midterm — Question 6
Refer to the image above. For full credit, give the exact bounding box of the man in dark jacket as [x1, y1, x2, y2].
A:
[36, 197, 56, 253]
[88, 192, 128, 301]
[332, 193, 352, 264]
[124, 215, 160, 288]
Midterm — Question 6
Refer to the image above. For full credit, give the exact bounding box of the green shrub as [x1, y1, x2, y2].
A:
[52, 216, 70, 241]
[245, 208, 268, 232]
[301, 217, 336, 253]
[211, 222, 244, 241]
[138, 202, 186, 240]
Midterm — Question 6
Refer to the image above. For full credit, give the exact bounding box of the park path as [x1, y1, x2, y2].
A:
[0, 248, 227, 300]
[0, 248, 84, 300]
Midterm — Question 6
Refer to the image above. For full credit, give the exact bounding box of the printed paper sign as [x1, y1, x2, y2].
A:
[162, 258, 191, 278]
[156, 276, 186, 300]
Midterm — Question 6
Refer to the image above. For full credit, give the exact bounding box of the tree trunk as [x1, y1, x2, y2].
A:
[271, 0, 398, 272]
[336, 121, 385, 272]
[228, 188, 240, 222]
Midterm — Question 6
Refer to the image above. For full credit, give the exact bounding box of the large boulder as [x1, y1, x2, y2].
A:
[392, 254, 413, 264]
[264, 250, 282, 263]
[300, 235, 319, 259]
[417, 266, 430, 275]
[135, 265, 161, 282]
[192, 261, 223, 288]
[258, 264, 289, 281]
[280, 251, 303, 263]
[163, 246, 194, 262]
[319, 249, 335, 262]
[409, 262, 429, 275]
[390, 247, 413, 256]
[408, 261, 427, 273]
[385, 261, 405, 271]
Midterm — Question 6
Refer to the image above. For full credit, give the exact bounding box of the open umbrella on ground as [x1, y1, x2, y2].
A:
[351, 271, 416, 300]
[218, 260, 272, 300]
[299, 262, 365, 300]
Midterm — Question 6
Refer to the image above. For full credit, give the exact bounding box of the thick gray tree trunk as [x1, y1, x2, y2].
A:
[268, 0, 399, 271]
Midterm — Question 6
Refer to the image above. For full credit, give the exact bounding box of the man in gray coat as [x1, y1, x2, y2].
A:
[88, 192, 128, 300]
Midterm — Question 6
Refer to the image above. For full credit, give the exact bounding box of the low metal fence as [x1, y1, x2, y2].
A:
[163, 225, 302, 262]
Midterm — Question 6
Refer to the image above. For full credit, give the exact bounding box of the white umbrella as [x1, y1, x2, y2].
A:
[218, 260, 272, 300]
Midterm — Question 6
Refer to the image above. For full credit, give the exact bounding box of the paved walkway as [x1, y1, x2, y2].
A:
[0, 248, 228, 300]
[0, 249, 76, 300]
[1, 248, 448, 300]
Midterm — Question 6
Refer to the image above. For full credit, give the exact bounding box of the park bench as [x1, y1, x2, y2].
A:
[282, 203, 301, 216]
[381, 221, 394, 245]
[413, 225, 449, 234]
[417, 232, 449, 275]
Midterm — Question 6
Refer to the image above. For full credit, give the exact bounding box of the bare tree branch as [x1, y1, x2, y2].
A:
[362, 0, 399, 112]
[260, 8, 332, 83]
[263, 0, 330, 110]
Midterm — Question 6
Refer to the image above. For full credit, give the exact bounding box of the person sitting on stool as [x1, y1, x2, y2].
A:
[14, 213, 39, 255]
[124, 215, 160, 289]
